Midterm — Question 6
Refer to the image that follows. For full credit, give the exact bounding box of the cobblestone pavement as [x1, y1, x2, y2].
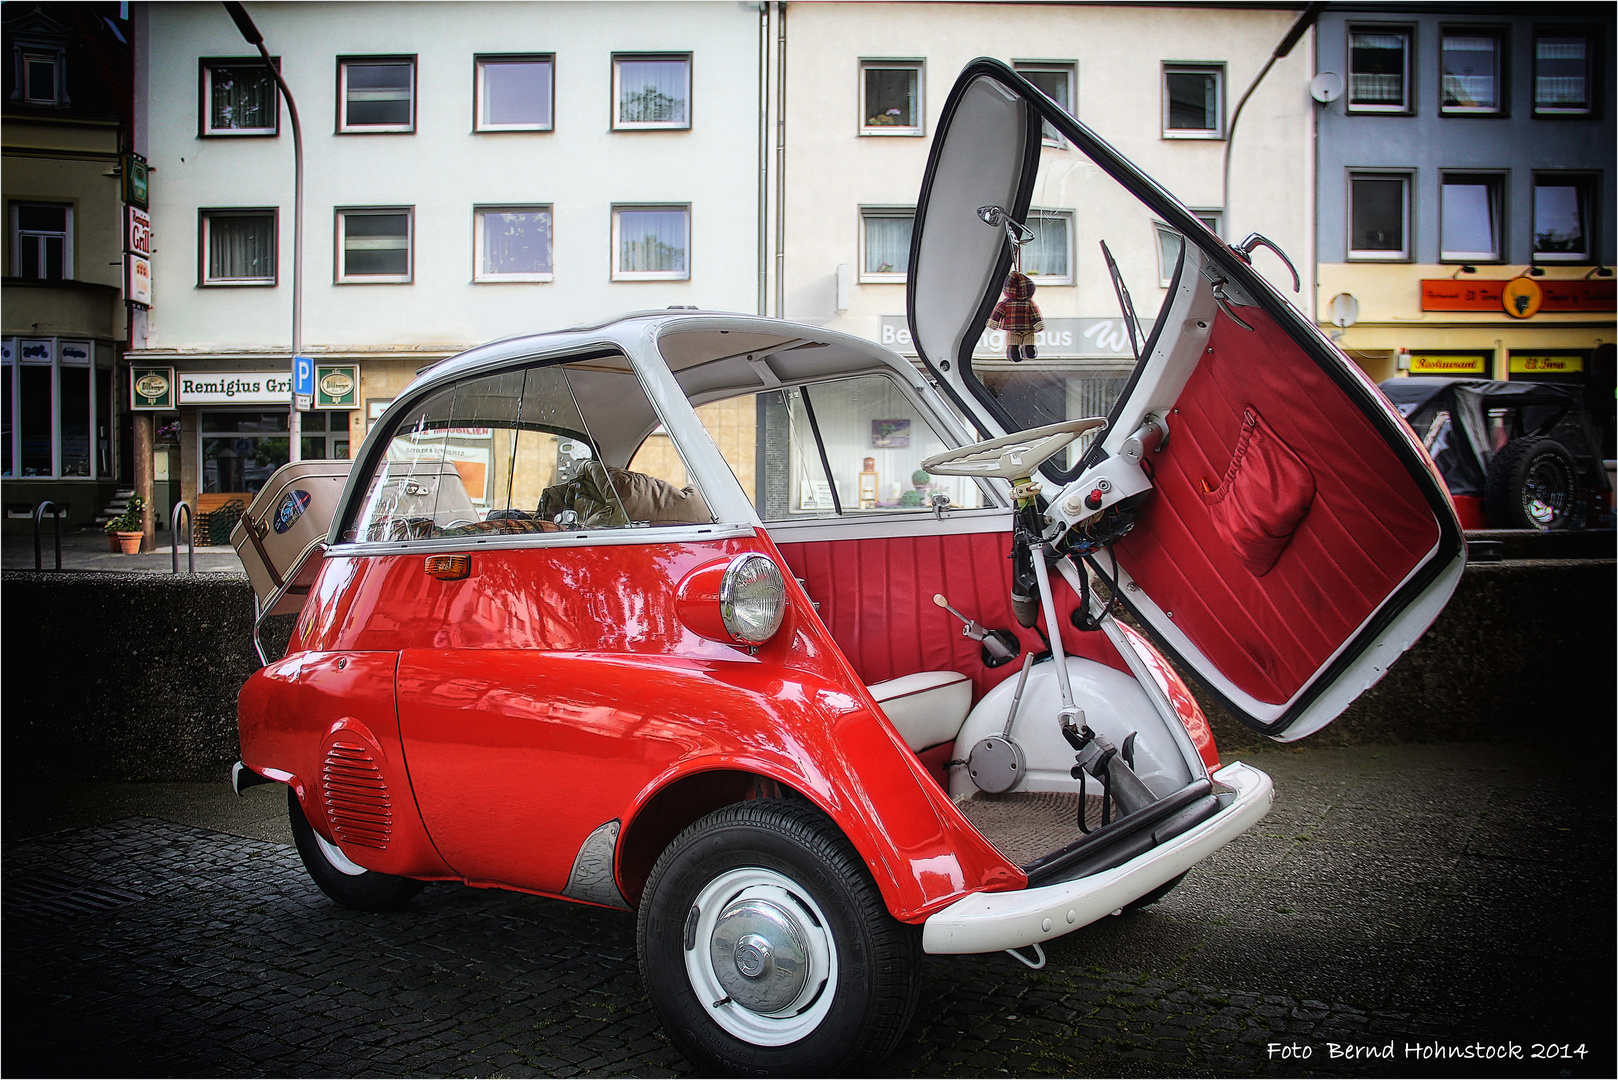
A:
[3, 744, 1612, 1078]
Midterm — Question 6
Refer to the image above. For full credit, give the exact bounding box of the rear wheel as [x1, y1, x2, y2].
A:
[1485, 437, 1581, 530]
[287, 786, 424, 910]
[637, 800, 920, 1077]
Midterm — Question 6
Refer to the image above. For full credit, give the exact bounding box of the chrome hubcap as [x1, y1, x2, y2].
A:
[711, 901, 809, 1012]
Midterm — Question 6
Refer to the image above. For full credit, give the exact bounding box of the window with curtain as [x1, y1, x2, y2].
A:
[613, 55, 690, 129]
[338, 208, 412, 281]
[340, 57, 415, 132]
[202, 210, 276, 284]
[203, 60, 278, 135]
[1023, 211, 1072, 282]
[475, 206, 553, 281]
[1441, 31, 1503, 114]
[613, 206, 689, 279]
[1348, 28, 1410, 111]
[476, 56, 554, 131]
[861, 209, 913, 280]
[1162, 64, 1223, 137]
[1440, 176, 1503, 261]
[860, 61, 922, 134]
[1535, 33, 1593, 115]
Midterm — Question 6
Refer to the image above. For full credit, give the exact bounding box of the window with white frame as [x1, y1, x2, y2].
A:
[474, 206, 553, 281]
[1349, 174, 1410, 260]
[860, 207, 913, 281]
[9, 202, 72, 280]
[1440, 175, 1504, 261]
[19, 47, 64, 105]
[861, 60, 923, 135]
[338, 56, 415, 133]
[201, 58, 278, 135]
[1023, 210, 1073, 283]
[1533, 174, 1597, 261]
[612, 54, 690, 129]
[1162, 63, 1224, 138]
[201, 209, 277, 284]
[1154, 212, 1223, 285]
[1441, 29, 1505, 115]
[613, 205, 688, 280]
[1535, 30, 1596, 116]
[1014, 62, 1075, 144]
[337, 208, 412, 282]
[1348, 26, 1412, 112]
[475, 55, 553, 131]
[2, 337, 112, 480]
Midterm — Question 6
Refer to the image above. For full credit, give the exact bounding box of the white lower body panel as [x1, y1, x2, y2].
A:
[921, 761, 1273, 954]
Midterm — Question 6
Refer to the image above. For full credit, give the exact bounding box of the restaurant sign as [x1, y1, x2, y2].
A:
[314, 363, 359, 409]
[1409, 354, 1488, 376]
[1509, 354, 1585, 375]
[176, 371, 294, 405]
[1421, 277, 1616, 317]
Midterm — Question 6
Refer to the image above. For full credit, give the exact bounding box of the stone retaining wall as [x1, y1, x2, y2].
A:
[2, 559, 1612, 780]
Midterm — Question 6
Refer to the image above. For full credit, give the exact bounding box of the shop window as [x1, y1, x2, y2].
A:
[687, 375, 985, 521]
[200, 410, 350, 494]
[201, 209, 277, 285]
[612, 54, 690, 129]
[860, 207, 913, 282]
[1348, 26, 1412, 113]
[201, 58, 278, 135]
[1441, 29, 1506, 116]
[1154, 212, 1223, 285]
[1535, 30, 1596, 116]
[861, 60, 923, 135]
[338, 56, 415, 132]
[1024, 210, 1073, 284]
[1162, 63, 1224, 138]
[612, 205, 688, 280]
[1349, 173, 1410, 260]
[1440, 174, 1504, 262]
[1533, 174, 1597, 261]
[1014, 62, 1075, 145]
[475, 55, 553, 131]
[474, 206, 553, 281]
[337, 208, 412, 282]
[10, 202, 72, 280]
[2, 337, 111, 480]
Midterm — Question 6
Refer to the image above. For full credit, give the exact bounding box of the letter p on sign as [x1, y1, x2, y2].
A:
[293, 356, 314, 411]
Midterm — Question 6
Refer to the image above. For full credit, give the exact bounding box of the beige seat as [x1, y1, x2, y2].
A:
[867, 671, 973, 753]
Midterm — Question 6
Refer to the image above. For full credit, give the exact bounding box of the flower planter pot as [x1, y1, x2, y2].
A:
[107, 533, 121, 552]
[115, 531, 143, 555]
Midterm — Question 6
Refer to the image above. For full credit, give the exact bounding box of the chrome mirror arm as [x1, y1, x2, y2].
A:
[1234, 232, 1301, 293]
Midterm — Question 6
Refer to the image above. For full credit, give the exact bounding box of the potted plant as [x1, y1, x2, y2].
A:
[105, 494, 147, 554]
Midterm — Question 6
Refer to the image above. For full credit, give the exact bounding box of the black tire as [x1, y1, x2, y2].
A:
[1485, 437, 1581, 531]
[1121, 871, 1187, 913]
[287, 786, 424, 910]
[637, 800, 921, 1077]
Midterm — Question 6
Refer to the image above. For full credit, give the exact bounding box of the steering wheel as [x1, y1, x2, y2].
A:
[922, 418, 1108, 480]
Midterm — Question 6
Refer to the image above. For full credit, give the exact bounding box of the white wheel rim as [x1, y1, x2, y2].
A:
[314, 831, 368, 876]
[684, 867, 837, 1046]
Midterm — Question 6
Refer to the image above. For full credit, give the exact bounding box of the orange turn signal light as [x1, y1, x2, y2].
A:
[424, 554, 470, 580]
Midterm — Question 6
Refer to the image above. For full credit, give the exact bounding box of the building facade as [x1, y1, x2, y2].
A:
[129, 0, 765, 517]
[1314, 4, 1616, 391]
[2, 2, 132, 532]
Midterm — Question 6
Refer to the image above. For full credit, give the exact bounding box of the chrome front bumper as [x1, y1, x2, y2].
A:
[922, 761, 1273, 954]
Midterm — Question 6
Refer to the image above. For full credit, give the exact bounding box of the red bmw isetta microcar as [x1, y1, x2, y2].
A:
[232, 60, 1464, 1075]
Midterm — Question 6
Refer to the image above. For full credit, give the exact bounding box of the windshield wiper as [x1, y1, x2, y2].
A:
[1099, 240, 1145, 364]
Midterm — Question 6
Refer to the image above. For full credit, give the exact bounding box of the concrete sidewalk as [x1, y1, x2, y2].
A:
[4, 742, 1613, 1077]
[2, 525, 246, 574]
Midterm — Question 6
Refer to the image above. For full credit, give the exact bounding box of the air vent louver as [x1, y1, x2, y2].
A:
[322, 739, 393, 849]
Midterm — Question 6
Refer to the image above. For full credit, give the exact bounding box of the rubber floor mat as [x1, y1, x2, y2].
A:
[953, 790, 1108, 867]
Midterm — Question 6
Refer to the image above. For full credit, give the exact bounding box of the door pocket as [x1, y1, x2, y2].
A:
[1200, 407, 1315, 577]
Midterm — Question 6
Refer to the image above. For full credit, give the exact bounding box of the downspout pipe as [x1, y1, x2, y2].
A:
[1221, 2, 1324, 229]
[773, 1, 786, 319]
[758, 2, 768, 316]
[224, 1, 304, 462]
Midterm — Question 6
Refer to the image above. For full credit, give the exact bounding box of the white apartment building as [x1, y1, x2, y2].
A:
[129, 1, 764, 507]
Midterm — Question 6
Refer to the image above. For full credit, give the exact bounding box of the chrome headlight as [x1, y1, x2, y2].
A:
[719, 553, 786, 644]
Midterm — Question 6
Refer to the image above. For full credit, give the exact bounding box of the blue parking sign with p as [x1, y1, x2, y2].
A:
[294, 356, 314, 397]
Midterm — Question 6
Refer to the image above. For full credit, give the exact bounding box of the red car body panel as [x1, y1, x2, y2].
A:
[238, 531, 1025, 922]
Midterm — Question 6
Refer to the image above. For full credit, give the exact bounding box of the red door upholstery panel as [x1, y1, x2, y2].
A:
[1112, 310, 1440, 705]
[776, 528, 1126, 700]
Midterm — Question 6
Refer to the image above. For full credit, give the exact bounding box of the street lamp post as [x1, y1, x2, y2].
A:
[223, 1, 304, 463]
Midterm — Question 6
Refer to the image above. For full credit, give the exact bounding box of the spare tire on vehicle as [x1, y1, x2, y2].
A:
[1484, 437, 1581, 530]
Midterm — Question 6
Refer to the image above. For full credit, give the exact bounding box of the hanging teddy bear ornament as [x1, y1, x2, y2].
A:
[988, 267, 1043, 362]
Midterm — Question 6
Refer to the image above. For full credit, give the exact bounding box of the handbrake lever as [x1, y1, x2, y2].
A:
[933, 593, 1020, 667]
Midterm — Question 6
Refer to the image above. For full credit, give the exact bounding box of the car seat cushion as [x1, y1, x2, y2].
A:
[867, 671, 973, 753]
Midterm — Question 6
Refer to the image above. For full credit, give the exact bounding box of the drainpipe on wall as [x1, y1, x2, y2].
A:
[773, 1, 787, 320]
[758, 2, 769, 316]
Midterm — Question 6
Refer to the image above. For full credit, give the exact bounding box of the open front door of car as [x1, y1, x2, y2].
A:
[907, 59, 1465, 740]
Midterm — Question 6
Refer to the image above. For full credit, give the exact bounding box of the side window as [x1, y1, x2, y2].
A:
[351, 361, 712, 542]
[682, 374, 986, 521]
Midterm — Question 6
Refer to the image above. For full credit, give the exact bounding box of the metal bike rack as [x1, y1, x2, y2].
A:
[32, 501, 63, 571]
[171, 501, 196, 574]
